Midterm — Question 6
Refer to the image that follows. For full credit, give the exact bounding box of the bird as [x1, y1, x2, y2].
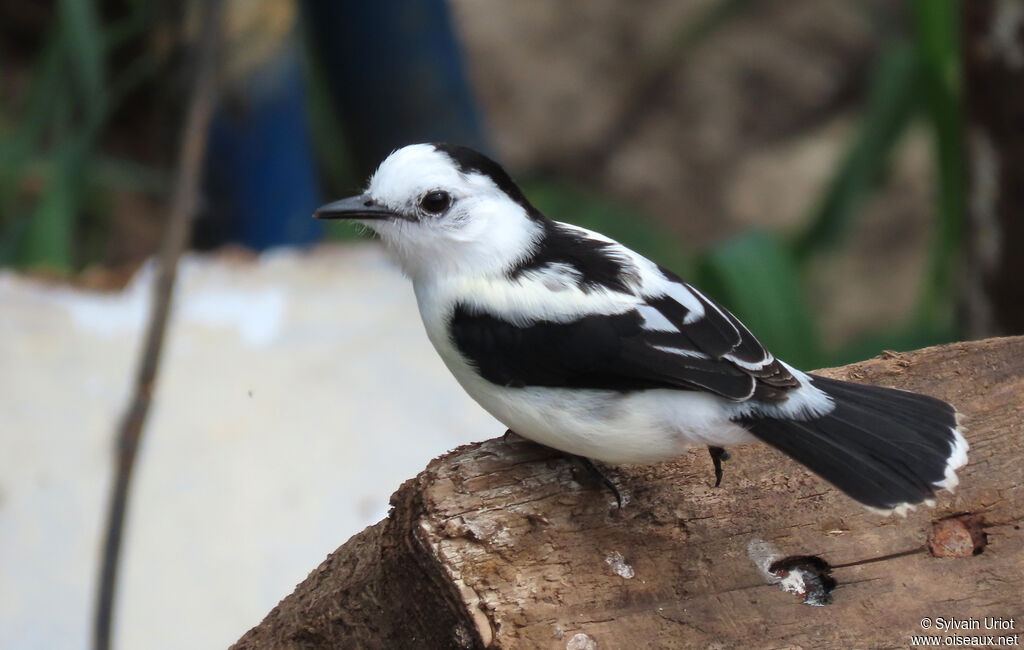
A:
[314, 142, 968, 516]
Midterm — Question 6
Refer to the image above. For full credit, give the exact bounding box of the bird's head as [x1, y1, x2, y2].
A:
[315, 143, 545, 282]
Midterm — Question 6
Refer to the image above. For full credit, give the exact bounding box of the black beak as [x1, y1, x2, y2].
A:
[314, 195, 396, 220]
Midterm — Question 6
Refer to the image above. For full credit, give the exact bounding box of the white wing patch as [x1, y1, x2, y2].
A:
[651, 345, 708, 359]
[726, 350, 776, 371]
[727, 364, 834, 420]
[446, 274, 640, 326]
[637, 305, 679, 332]
[662, 281, 706, 324]
[528, 263, 583, 292]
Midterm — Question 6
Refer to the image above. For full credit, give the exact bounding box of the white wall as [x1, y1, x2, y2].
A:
[0, 244, 499, 650]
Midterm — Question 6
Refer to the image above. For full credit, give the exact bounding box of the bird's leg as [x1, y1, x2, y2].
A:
[708, 445, 731, 487]
[567, 454, 622, 508]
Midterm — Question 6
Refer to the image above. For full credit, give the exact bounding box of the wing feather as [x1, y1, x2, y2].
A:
[449, 287, 795, 402]
[448, 233, 798, 402]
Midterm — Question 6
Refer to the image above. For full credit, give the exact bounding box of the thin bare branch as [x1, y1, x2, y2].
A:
[93, 3, 224, 649]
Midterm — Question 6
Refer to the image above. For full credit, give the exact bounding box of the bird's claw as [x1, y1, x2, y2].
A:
[708, 445, 730, 487]
[569, 455, 623, 508]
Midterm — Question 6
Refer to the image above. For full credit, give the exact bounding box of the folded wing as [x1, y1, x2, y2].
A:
[448, 267, 799, 402]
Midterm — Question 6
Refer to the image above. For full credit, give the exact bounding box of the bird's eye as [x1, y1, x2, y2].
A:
[420, 191, 452, 214]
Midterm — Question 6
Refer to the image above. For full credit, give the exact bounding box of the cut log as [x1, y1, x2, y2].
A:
[233, 337, 1024, 649]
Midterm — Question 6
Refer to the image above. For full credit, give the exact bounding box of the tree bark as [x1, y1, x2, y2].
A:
[962, 1, 1024, 337]
[233, 337, 1024, 649]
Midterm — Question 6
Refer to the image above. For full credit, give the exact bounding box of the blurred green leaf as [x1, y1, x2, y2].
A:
[792, 43, 919, 259]
[14, 139, 90, 270]
[300, 36, 363, 242]
[1, 0, 113, 270]
[521, 178, 693, 278]
[0, 154, 167, 194]
[911, 0, 963, 328]
[913, 0, 959, 89]
[0, 33, 65, 209]
[698, 230, 822, 368]
[59, 0, 106, 123]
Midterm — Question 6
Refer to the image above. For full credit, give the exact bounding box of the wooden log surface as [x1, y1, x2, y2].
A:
[233, 337, 1024, 649]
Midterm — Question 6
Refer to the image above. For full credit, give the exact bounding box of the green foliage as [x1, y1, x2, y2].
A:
[527, 0, 965, 368]
[791, 1, 962, 362]
[698, 231, 822, 368]
[792, 43, 919, 260]
[15, 139, 87, 268]
[2, 0, 965, 370]
[0, 0, 159, 271]
[911, 0, 964, 328]
[703, 0, 964, 366]
[59, 0, 106, 123]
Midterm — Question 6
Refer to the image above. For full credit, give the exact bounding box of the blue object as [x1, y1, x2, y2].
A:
[201, 43, 323, 250]
[300, 0, 490, 175]
[199, 2, 490, 250]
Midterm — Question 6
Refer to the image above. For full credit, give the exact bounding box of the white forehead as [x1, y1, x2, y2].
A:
[367, 144, 499, 207]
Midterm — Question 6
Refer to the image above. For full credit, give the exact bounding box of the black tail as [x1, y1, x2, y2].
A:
[739, 375, 968, 514]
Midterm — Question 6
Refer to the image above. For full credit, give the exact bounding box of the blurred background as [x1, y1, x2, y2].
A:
[2, 0, 1022, 648]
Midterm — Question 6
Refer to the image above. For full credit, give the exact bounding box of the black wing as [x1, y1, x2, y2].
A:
[448, 271, 799, 402]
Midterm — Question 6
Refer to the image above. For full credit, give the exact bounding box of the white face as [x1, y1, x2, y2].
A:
[353, 144, 544, 282]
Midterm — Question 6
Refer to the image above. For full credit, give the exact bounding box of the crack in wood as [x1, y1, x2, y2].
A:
[830, 546, 925, 569]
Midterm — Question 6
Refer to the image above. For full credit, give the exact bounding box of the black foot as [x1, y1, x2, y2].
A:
[708, 446, 731, 487]
[568, 455, 622, 508]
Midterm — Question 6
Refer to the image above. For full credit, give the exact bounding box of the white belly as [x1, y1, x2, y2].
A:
[413, 283, 754, 463]
[453, 370, 754, 463]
